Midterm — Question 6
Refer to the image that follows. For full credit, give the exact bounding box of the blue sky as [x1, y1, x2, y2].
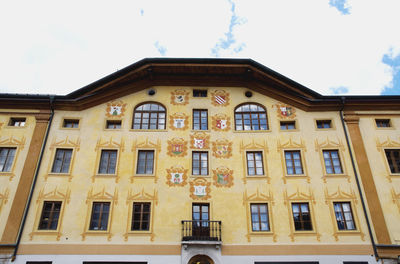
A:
[0, 0, 399, 96]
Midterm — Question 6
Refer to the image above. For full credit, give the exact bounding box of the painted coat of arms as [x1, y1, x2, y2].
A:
[167, 138, 188, 157]
[212, 139, 232, 158]
[170, 89, 189, 105]
[169, 113, 189, 130]
[212, 167, 233, 187]
[190, 178, 211, 200]
[105, 100, 127, 118]
[190, 132, 210, 149]
[211, 114, 231, 131]
[276, 104, 296, 119]
[211, 90, 230, 107]
[166, 166, 188, 187]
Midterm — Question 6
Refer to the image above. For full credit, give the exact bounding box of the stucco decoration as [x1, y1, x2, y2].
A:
[0, 135, 26, 181]
[131, 138, 161, 183]
[190, 132, 210, 149]
[240, 139, 269, 184]
[211, 113, 231, 131]
[0, 188, 9, 214]
[212, 166, 233, 187]
[169, 112, 189, 130]
[211, 90, 230, 107]
[212, 139, 233, 159]
[0, 122, 3, 130]
[166, 165, 188, 187]
[170, 89, 189, 105]
[391, 188, 400, 213]
[105, 100, 127, 118]
[375, 136, 400, 182]
[275, 103, 296, 119]
[190, 178, 211, 200]
[167, 137, 188, 157]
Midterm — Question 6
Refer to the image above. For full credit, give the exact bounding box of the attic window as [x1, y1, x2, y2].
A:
[376, 119, 391, 128]
[106, 120, 122, 129]
[9, 117, 26, 127]
[193, 89, 207, 97]
[63, 119, 79, 128]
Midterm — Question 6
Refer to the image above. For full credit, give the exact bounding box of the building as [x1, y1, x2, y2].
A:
[0, 58, 399, 264]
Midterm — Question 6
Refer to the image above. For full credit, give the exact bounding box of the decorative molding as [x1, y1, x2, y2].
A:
[210, 89, 230, 107]
[277, 137, 306, 152]
[189, 177, 211, 200]
[278, 137, 309, 184]
[105, 100, 127, 118]
[167, 137, 188, 157]
[375, 136, 400, 182]
[0, 188, 9, 214]
[275, 103, 296, 119]
[131, 138, 161, 183]
[0, 136, 26, 181]
[212, 166, 234, 188]
[95, 137, 125, 152]
[239, 139, 269, 184]
[49, 136, 80, 151]
[190, 132, 210, 150]
[166, 165, 188, 187]
[92, 137, 124, 183]
[212, 139, 232, 159]
[169, 112, 189, 130]
[391, 188, 400, 214]
[314, 137, 345, 152]
[211, 113, 231, 131]
[170, 89, 189, 105]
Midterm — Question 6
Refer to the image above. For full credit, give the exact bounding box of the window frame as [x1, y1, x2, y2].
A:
[322, 149, 344, 175]
[234, 103, 269, 132]
[291, 202, 313, 231]
[375, 118, 393, 129]
[136, 150, 155, 175]
[97, 149, 118, 175]
[88, 201, 111, 231]
[315, 119, 335, 130]
[384, 149, 400, 174]
[61, 118, 80, 129]
[284, 150, 305, 175]
[132, 102, 167, 130]
[192, 109, 208, 131]
[38, 201, 62, 231]
[193, 89, 208, 98]
[105, 120, 122, 130]
[0, 147, 17, 173]
[333, 202, 356, 231]
[131, 202, 151, 231]
[279, 120, 297, 131]
[50, 148, 73, 174]
[250, 203, 270, 232]
[192, 151, 209, 176]
[8, 117, 26, 127]
[246, 151, 265, 176]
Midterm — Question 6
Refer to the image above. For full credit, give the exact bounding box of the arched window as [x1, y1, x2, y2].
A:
[234, 103, 268, 131]
[132, 102, 166, 130]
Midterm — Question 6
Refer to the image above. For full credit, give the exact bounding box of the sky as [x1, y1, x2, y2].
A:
[1, 0, 400, 96]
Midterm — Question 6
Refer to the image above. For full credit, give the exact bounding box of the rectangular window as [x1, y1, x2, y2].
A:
[323, 150, 343, 174]
[193, 89, 207, 97]
[284, 150, 303, 175]
[246, 151, 264, 175]
[376, 119, 391, 128]
[334, 202, 356, 230]
[51, 149, 72, 173]
[106, 120, 121, 129]
[0, 147, 16, 172]
[136, 150, 154, 174]
[38, 201, 62, 230]
[250, 203, 270, 231]
[89, 202, 110, 231]
[385, 149, 400, 173]
[63, 119, 79, 128]
[9, 117, 26, 127]
[193, 109, 208, 130]
[192, 151, 208, 175]
[98, 150, 117, 174]
[280, 121, 296, 130]
[316, 120, 332, 129]
[292, 203, 312, 231]
[131, 202, 151, 231]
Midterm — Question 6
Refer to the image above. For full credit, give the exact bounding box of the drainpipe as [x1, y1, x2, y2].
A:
[10, 96, 55, 261]
[339, 97, 379, 261]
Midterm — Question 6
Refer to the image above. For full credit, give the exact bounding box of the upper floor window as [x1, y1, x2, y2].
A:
[333, 202, 356, 230]
[38, 201, 62, 230]
[323, 150, 343, 174]
[0, 147, 16, 172]
[98, 150, 117, 174]
[63, 119, 79, 128]
[193, 109, 208, 130]
[89, 202, 110, 231]
[316, 120, 332, 129]
[234, 103, 268, 131]
[246, 151, 264, 175]
[385, 149, 400, 174]
[132, 103, 166, 130]
[136, 150, 154, 174]
[193, 89, 207, 97]
[292, 202, 312, 231]
[9, 117, 26, 127]
[250, 203, 270, 231]
[376, 119, 391, 128]
[106, 120, 121, 129]
[51, 149, 72, 173]
[280, 121, 296, 130]
[284, 150, 303, 175]
[131, 202, 151, 231]
[192, 151, 208, 175]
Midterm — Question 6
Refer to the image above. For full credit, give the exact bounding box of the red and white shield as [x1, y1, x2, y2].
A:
[214, 95, 226, 105]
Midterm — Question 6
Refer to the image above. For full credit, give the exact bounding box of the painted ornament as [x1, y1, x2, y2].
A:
[105, 100, 127, 118]
[212, 167, 233, 187]
[211, 90, 230, 107]
[211, 114, 230, 131]
[276, 104, 296, 119]
[212, 139, 232, 158]
[169, 113, 189, 130]
[166, 166, 188, 186]
[190, 178, 211, 200]
[170, 89, 189, 105]
[190, 132, 210, 149]
[167, 137, 188, 157]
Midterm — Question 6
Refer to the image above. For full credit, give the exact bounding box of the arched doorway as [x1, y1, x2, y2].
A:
[188, 254, 214, 264]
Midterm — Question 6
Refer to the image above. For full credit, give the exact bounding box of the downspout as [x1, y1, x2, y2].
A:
[11, 96, 55, 261]
[339, 97, 379, 261]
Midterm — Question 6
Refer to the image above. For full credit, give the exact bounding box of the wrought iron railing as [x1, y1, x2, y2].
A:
[181, 220, 221, 241]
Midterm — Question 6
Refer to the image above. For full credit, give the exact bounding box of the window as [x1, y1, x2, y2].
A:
[89, 202, 110, 230]
[193, 89, 207, 97]
[280, 121, 296, 130]
[292, 203, 312, 231]
[316, 120, 331, 129]
[192, 151, 208, 175]
[63, 119, 79, 128]
[376, 119, 391, 128]
[136, 150, 154, 174]
[131, 202, 151, 231]
[385, 149, 400, 173]
[250, 203, 270, 231]
[323, 150, 343, 174]
[106, 120, 121, 129]
[284, 151, 303, 175]
[38, 201, 61, 230]
[334, 202, 356, 230]
[234, 103, 268, 131]
[193, 109, 208, 130]
[98, 150, 117, 174]
[51, 149, 72, 173]
[246, 151, 264, 175]
[9, 117, 26, 127]
[132, 103, 166, 130]
[0, 147, 16, 172]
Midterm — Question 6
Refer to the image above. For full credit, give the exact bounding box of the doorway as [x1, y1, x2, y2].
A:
[192, 203, 209, 239]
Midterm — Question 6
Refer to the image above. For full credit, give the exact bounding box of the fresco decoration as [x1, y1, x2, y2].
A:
[190, 132, 210, 149]
[166, 165, 188, 187]
[171, 89, 190, 105]
[212, 166, 234, 187]
[169, 112, 189, 130]
[211, 90, 230, 107]
[167, 137, 188, 157]
[106, 100, 127, 118]
[211, 113, 231, 131]
[212, 139, 233, 158]
[275, 103, 296, 119]
[189, 178, 211, 200]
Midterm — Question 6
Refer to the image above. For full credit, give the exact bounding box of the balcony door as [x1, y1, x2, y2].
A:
[192, 203, 209, 239]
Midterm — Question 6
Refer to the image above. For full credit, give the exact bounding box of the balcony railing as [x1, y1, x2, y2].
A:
[181, 220, 221, 242]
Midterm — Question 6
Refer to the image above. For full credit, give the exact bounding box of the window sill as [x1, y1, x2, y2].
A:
[46, 173, 72, 182]
[376, 127, 395, 130]
[279, 129, 299, 132]
[0, 172, 15, 180]
[315, 128, 335, 131]
[191, 129, 210, 133]
[246, 231, 277, 242]
[233, 130, 271, 133]
[130, 129, 168, 132]
[92, 174, 119, 183]
[124, 231, 154, 242]
[322, 174, 350, 183]
[104, 128, 123, 131]
[81, 230, 112, 241]
[59, 127, 80, 130]
[333, 230, 365, 241]
[283, 175, 310, 184]
[191, 175, 210, 178]
[29, 230, 62, 241]
[244, 175, 270, 184]
[130, 174, 158, 183]
[290, 230, 321, 242]
[5, 126, 26, 129]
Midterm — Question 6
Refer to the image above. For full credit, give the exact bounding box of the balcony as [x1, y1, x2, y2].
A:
[181, 220, 222, 244]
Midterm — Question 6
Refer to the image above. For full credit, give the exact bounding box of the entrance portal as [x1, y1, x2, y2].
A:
[188, 254, 214, 264]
